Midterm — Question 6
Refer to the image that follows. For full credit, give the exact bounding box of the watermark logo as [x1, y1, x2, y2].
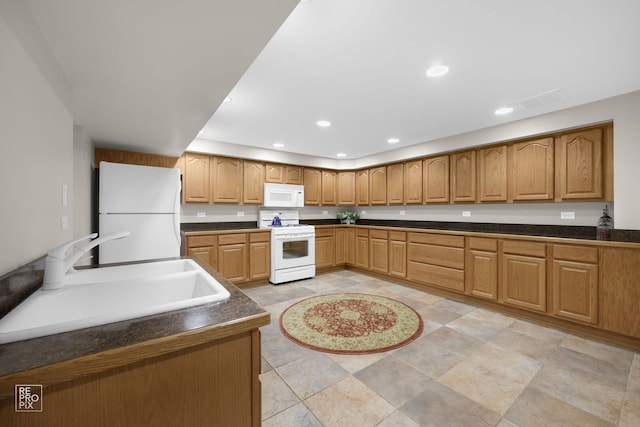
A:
[15, 385, 43, 412]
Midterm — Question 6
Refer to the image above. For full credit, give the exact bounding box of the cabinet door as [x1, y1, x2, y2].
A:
[184, 153, 210, 203]
[304, 168, 322, 205]
[552, 260, 598, 324]
[356, 169, 370, 205]
[451, 151, 476, 202]
[249, 241, 270, 280]
[265, 163, 284, 183]
[335, 228, 346, 265]
[345, 228, 356, 265]
[600, 247, 640, 338]
[501, 254, 546, 313]
[321, 170, 337, 205]
[509, 137, 554, 201]
[369, 166, 387, 205]
[187, 247, 214, 267]
[315, 236, 335, 268]
[337, 171, 356, 205]
[387, 163, 404, 204]
[369, 231, 388, 274]
[404, 160, 423, 204]
[218, 243, 247, 282]
[243, 161, 264, 204]
[556, 128, 603, 199]
[478, 145, 507, 202]
[468, 250, 498, 300]
[211, 157, 242, 203]
[389, 239, 407, 278]
[355, 231, 369, 269]
[423, 155, 449, 203]
[285, 165, 304, 185]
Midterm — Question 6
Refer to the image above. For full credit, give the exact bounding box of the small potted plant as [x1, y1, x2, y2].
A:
[337, 211, 359, 224]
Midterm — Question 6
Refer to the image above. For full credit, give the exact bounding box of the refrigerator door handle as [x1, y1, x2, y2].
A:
[173, 182, 181, 246]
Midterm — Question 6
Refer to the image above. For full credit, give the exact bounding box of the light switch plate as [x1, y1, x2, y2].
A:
[197, 212, 206, 218]
[561, 211, 575, 219]
[237, 211, 245, 217]
[462, 211, 471, 217]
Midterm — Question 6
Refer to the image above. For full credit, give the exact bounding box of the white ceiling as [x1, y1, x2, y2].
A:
[22, 0, 640, 160]
[200, 0, 640, 159]
[23, 0, 299, 156]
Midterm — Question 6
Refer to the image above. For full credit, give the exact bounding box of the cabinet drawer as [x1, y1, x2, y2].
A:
[356, 229, 369, 237]
[408, 232, 464, 248]
[369, 229, 388, 239]
[468, 237, 497, 252]
[187, 235, 217, 247]
[553, 245, 597, 263]
[389, 231, 406, 241]
[249, 232, 271, 243]
[408, 261, 465, 292]
[315, 228, 334, 238]
[503, 240, 546, 257]
[408, 243, 464, 270]
[218, 234, 246, 245]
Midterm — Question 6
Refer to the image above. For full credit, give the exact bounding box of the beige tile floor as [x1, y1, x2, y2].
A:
[243, 270, 640, 427]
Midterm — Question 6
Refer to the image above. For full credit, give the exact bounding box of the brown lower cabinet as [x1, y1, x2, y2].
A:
[186, 231, 270, 286]
[500, 240, 547, 313]
[466, 237, 498, 300]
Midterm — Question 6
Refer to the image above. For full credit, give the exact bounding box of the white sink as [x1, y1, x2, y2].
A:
[0, 259, 230, 344]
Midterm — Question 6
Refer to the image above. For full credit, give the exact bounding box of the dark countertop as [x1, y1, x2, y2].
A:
[0, 257, 268, 378]
[182, 219, 640, 243]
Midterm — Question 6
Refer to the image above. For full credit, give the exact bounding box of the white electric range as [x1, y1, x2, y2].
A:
[259, 210, 316, 284]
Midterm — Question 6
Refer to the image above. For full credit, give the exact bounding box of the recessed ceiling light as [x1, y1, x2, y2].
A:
[494, 106, 514, 115]
[316, 120, 331, 127]
[273, 142, 284, 148]
[223, 96, 232, 103]
[387, 138, 400, 144]
[336, 153, 346, 157]
[426, 64, 449, 77]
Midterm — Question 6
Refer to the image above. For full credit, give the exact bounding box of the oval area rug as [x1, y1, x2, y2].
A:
[279, 293, 423, 354]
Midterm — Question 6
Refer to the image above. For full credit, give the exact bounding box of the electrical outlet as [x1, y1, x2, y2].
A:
[399, 210, 406, 216]
[237, 211, 245, 217]
[322, 211, 328, 215]
[60, 216, 69, 230]
[462, 211, 471, 217]
[561, 211, 575, 220]
[361, 210, 366, 215]
[197, 212, 206, 218]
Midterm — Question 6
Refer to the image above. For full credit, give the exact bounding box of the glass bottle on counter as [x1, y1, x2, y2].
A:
[597, 205, 613, 241]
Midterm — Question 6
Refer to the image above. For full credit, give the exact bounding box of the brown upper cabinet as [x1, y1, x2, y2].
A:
[508, 137, 554, 201]
[243, 160, 264, 204]
[404, 160, 423, 204]
[183, 153, 210, 203]
[266, 163, 304, 185]
[321, 169, 337, 205]
[356, 169, 370, 205]
[478, 145, 507, 202]
[337, 171, 356, 205]
[304, 168, 322, 205]
[387, 163, 404, 204]
[556, 126, 609, 200]
[423, 155, 450, 203]
[369, 166, 387, 205]
[451, 150, 476, 202]
[211, 156, 242, 203]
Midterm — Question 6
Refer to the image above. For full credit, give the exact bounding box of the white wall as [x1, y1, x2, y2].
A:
[0, 11, 75, 276]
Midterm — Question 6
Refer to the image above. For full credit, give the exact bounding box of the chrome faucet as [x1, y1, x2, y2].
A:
[42, 231, 130, 290]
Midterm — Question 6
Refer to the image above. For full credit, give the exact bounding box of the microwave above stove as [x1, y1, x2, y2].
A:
[264, 183, 304, 207]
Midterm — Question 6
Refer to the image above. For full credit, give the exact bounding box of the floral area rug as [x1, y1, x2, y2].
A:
[279, 293, 423, 354]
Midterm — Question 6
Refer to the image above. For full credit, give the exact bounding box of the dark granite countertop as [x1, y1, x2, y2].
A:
[182, 219, 640, 243]
[0, 257, 268, 378]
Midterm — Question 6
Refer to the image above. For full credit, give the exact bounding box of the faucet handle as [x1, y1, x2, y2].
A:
[47, 233, 98, 260]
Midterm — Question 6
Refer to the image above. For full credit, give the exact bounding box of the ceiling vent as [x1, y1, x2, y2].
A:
[515, 89, 569, 111]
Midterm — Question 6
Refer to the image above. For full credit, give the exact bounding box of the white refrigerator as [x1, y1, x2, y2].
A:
[98, 161, 181, 264]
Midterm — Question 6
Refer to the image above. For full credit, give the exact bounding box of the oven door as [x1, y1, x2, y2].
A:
[271, 233, 315, 270]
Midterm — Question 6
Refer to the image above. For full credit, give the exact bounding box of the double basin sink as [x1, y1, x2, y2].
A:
[0, 259, 231, 344]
